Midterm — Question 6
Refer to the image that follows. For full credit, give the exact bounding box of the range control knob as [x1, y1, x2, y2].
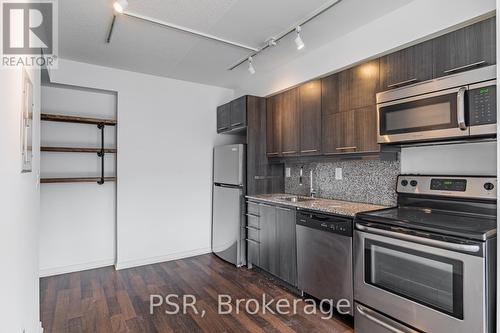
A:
[401, 180, 408, 186]
[484, 182, 495, 191]
[410, 180, 418, 187]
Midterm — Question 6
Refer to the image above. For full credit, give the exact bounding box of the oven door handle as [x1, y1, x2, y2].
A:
[356, 223, 481, 253]
[356, 304, 417, 333]
[457, 86, 467, 131]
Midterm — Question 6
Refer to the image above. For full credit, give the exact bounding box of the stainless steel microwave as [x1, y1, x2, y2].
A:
[377, 65, 497, 144]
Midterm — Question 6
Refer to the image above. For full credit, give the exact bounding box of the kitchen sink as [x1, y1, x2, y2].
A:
[277, 196, 315, 203]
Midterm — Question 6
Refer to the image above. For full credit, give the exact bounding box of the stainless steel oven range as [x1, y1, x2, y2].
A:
[377, 65, 496, 144]
[354, 175, 497, 333]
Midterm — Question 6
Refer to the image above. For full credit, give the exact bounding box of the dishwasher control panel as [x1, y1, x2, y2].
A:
[296, 211, 352, 237]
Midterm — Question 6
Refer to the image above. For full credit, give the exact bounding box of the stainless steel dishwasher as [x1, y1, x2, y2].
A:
[296, 210, 353, 315]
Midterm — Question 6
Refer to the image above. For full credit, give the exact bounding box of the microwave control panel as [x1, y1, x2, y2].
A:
[468, 85, 496, 125]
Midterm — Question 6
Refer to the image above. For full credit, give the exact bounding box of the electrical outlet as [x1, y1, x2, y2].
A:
[335, 168, 342, 180]
[285, 167, 291, 178]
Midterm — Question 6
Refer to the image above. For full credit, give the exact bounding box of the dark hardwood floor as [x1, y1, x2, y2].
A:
[40, 254, 354, 333]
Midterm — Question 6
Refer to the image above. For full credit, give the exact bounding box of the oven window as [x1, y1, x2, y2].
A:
[379, 93, 458, 135]
[365, 240, 464, 319]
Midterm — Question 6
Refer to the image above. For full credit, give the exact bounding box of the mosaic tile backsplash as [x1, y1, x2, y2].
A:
[284, 160, 400, 206]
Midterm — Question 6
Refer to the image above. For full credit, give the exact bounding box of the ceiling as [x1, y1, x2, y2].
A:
[59, 0, 414, 90]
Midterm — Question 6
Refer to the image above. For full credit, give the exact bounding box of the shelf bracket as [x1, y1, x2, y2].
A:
[97, 123, 105, 185]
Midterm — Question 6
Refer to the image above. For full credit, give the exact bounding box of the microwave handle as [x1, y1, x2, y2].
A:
[457, 86, 467, 130]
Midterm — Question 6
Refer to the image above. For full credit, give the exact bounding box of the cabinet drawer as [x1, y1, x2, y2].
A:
[247, 201, 260, 216]
[246, 239, 260, 267]
[247, 214, 260, 229]
[246, 226, 260, 242]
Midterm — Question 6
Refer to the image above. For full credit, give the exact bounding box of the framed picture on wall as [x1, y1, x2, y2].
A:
[21, 69, 33, 173]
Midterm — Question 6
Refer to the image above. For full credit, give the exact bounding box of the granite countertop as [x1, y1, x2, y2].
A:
[246, 193, 388, 217]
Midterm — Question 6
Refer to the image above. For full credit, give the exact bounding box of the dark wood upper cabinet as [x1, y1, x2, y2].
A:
[322, 110, 355, 154]
[354, 106, 379, 152]
[266, 95, 281, 156]
[321, 73, 340, 115]
[434, 17, 496, 77]
[216, 103, 231, 132]
[322, 108, 378, 154]
[379, 40, 434, 90]
[261, 17, 494, 158]
[299, 80, 322, 155]
[339, 59, 380, 112]
[230, 96, 247, 128]
[279, 88, 300, 156]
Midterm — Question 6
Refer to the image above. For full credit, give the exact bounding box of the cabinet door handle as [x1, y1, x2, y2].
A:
[300, 149, 318, 153]
[336, 146, 357, 151]
[387, 78, 418, 88]
[276, 207, 292, 211]
[246, 226, 260, 231]
[231, 122, 244, 126]
[444, 60, 486, 74]
[217, 126, 229, 131]
[246, 239, 260, 245]
[282, 150, 297, 154]
[246, 213, 259, 218]
[267, 152, 279, 156]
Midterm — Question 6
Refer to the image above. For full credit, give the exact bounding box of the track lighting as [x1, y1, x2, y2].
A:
[248, 57, 255, 74]
[113, 0, 128, 13]
[294, 26, 305, 50]
[268, 38, 277, 47]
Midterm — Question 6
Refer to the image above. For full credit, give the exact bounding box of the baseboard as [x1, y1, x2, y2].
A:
[39, 259, 115, 277]
[115, 247, 211, 270]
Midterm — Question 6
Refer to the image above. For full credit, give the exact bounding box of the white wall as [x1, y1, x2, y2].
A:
[48, 59, 238, 269]
[39, 85, 117, 276]
[0, 67, 41, 332]
[235, 0, 495, 97]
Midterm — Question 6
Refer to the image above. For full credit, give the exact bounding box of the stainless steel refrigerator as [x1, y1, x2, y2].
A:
[212, 144, 246, 267]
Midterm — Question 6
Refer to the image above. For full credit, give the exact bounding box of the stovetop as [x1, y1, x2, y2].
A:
[356, 175, 498, 241]
[357, 206, 496, 241]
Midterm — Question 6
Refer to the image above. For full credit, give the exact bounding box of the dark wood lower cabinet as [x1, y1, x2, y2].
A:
[249, 202, 298, 287]
[276, 206, 297, 286]
[258, 203, 278, 275]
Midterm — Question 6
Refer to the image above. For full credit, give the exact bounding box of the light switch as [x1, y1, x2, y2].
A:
[335, 168, 342, 180]
[285, 167, 291, 178]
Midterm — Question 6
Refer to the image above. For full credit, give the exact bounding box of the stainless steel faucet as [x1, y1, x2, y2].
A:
[309, 169, 316, 198]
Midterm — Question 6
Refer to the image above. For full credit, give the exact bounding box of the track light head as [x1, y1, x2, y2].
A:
[248, 57, 256, 75]
[113, 0, 128, 13]
[294, 26, 305, 50]
[268, 38, 277, 47]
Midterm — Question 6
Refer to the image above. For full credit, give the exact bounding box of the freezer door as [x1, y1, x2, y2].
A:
[212, 184, 244, 266]
[213, 144, 245, 185]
